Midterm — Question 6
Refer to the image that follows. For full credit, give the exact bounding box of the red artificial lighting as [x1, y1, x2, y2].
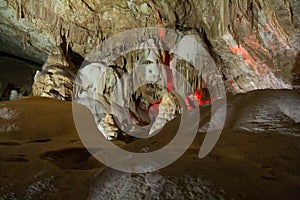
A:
[147, 5, 215, 112]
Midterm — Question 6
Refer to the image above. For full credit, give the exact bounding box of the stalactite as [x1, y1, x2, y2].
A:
[22, 32, 30, 49]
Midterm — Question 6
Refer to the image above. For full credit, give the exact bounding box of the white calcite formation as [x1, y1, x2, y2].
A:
[74, 34, 224, 139]
[149, 92, 181, 135]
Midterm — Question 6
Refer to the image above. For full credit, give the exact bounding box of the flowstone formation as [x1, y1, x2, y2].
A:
[32, 47, 77, 100]
[73, 31, 224, 139]
[0, 0, 299, 91]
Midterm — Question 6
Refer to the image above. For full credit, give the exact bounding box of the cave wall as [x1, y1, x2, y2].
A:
[0, 0, 299, 92]
[190, 0, 300, 91]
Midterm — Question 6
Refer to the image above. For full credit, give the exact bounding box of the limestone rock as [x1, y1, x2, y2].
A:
[149, 92, 181, 135]
[32, 65, 74, 100]
[32, 47, 77, 100]
[75, 35, 220, 139]
[97, 114, 121, 140]
[0, 0, 299, 92]
[190, 0, 299, 91]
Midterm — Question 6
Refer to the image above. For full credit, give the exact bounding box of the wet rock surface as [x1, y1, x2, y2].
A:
[230, 90, 300, 136]
[0, 90, 299, 199]
[89, 171, 225, 200]
[0, 97, 102, 200]
[88, 90, 300, 200]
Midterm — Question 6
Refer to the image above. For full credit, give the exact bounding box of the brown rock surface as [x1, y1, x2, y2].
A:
[1, 90, 299, 199]
[89, 90, 300, 200]
[0, 0, 299, 92]
[0, 97, 103, 199]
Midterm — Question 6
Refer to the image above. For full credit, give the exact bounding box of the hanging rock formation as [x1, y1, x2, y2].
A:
[0, 0, 299, 92]
[1, 0, 299, 140]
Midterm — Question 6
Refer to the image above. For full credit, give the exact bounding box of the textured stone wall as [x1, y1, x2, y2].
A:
[0, 0, 299, 92]
[190, 0, 299, 91]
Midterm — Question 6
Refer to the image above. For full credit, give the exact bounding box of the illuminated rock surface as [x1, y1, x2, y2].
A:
[0, 1, 300, 199]
[0, 0, 299, 92]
